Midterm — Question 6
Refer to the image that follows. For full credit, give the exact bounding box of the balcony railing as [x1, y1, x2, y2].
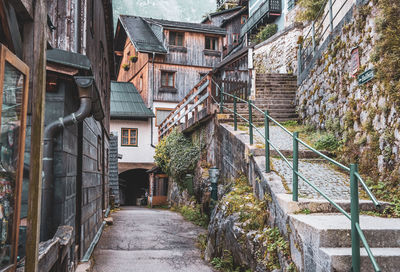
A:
[240, 0, 282, 37]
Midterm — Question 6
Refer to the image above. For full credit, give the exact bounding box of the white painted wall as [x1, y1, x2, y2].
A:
[110, 101, 179, 165]
[110, 119, 155, 164]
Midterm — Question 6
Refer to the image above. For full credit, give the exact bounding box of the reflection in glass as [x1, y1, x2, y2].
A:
[0, 62, 24, 269]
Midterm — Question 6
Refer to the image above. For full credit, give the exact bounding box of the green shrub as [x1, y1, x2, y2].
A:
[252, 24, 278, 44]
[296, 0, 327, 22]
[154, 129, 200, 189]
[179, 204, 209, 228]
[314, 133, 340, 151]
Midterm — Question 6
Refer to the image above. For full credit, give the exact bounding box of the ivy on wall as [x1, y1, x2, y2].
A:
[373, 0, 400, 108]
[154, 129, 200, 189]
[251, 24, 278, 44]
[295, 0, 327, 21]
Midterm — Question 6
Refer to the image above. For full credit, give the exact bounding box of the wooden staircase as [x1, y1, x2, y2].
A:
[219, 73, 298, 124]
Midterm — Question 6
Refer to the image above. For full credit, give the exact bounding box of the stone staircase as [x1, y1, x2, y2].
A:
[291, 213, 400, 271]
[218, 123, 400, 272]
[219, 73, 298, 124]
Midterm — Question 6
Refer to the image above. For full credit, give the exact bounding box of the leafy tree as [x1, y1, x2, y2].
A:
[154, 129, 200, 189]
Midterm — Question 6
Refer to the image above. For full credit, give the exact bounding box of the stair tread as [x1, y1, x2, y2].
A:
[292, 213, 400, 230]
[320, 247, 400, 256]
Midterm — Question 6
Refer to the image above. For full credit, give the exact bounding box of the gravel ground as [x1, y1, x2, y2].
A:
[254, 125, 308, 151]
[92, 207, 214, 272]
[272, 158, 351, 200]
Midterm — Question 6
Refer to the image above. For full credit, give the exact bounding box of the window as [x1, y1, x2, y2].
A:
[121, 128, 138, 146]
[0, 44, 30, 270]
[161, 71, 175, 87]
[169, 31, 184, 46]
[232, 34, 239, 45]
[139, 75, 143, 92]
[205, 36, 219, 50]
[155, 108, 173, 126]
[241, 15, 248, 24]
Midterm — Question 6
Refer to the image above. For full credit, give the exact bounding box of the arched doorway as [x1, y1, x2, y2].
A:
[118, 169, 149, 206]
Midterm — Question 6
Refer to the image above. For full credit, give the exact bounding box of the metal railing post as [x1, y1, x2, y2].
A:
[233, 97, 237, 131]
[297, 43, 302, 77]
[248, 99, 253, 145]
[329, 0, 333, 33]
[265, 110, 270, 173]
[350, 164, 361, 272]
[220, 85, 224, 113]
[293, 132, 299, 201]
[312, 21, 316, 52]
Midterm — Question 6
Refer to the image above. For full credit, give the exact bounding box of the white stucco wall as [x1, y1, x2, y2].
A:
[110, 119, 155, 164]
[110, 101, 179, 165]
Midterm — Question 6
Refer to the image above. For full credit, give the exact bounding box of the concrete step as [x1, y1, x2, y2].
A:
[291, 214, 400, 248]
[255, 94, 297, 99]
[319, 247, 400, 272]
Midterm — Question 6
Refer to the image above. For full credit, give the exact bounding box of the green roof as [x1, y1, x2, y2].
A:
[47, 48, 91, 70]
[110, 81, 154, 119]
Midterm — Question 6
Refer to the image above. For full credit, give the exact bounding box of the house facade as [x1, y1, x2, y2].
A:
[112, 15, 225, 206]
[0, 0, 114, 269]
[109, 81, 154, 206]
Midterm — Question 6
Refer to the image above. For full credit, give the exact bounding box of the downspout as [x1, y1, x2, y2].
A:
[41, 77, 93, 240]
[150, 52, 155, 148]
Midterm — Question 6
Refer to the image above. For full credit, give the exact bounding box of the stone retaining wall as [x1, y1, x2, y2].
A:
[297, 1, 400, 182]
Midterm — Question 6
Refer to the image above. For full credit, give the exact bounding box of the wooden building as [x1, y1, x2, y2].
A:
[0, 0, 114, 270]
[112, 15, 225, 205]
[202, 6, 248, 57]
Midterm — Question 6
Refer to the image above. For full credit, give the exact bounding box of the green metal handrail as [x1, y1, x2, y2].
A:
[212, 78, 381, 272]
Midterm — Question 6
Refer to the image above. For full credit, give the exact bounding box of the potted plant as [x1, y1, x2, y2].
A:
[130, 55, 138, 63]
[122, 63, 130, 71]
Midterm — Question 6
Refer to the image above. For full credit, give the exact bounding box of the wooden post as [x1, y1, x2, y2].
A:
[25, 0, 47, 271]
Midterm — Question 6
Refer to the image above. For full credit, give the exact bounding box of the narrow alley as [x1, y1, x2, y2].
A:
[92, 207, 214, 272]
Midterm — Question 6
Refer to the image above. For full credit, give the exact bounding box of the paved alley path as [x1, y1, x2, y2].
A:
[92, 207, 214, 272]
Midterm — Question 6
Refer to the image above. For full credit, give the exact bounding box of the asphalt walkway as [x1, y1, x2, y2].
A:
[92, 207, 214, 272]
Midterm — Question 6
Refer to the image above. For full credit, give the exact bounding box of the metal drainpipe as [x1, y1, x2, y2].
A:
[150, 52, 155, 148]
[41, 77, 93, 240]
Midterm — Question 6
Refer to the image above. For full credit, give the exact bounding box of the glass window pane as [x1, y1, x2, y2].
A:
[122, 129, 128, 137]
[177, 33, 183, 46]
[161, 73, 166, 86]
[0, 62, 25, 268]
[122, 137, 128, 145]
[168, 74, 173, 87]
[205, 37, 210, 49]
[169, 32, 176, 45]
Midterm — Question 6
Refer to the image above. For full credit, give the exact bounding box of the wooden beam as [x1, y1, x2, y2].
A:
[9, 0, 33, 20]
[25, 0, 47, 271]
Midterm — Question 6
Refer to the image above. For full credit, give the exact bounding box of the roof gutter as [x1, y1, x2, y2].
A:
[41, 76, 94, 240]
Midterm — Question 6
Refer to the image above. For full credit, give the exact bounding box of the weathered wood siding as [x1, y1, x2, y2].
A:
[117, 38, 150, 106]
[152, 63, 211, 102]
[163, 30, 223, 68]
[224, 15, 243, 54]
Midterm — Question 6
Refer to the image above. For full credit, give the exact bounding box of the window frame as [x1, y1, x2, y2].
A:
[169, 31, 185, 47]
[205, 36, 219, 51]
[155, 107, 173, 127]
[241, 15, 248, 24]
[232, 33, 239, 45]
[121, 128, 138, 147]
[160, 71, 176, 88]
[0, 44, 30, 271]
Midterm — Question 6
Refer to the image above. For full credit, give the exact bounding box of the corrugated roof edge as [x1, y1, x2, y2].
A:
[47, 48, 91, 70]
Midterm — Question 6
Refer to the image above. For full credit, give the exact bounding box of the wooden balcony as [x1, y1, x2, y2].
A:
[240, 0, 282, 38]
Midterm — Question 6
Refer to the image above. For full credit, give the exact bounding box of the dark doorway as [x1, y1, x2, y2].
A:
[119, 169, 149, 206]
